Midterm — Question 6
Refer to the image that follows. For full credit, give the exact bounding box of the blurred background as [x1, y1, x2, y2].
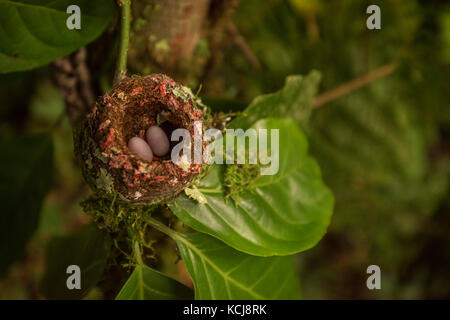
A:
[0, 0, 449, 299]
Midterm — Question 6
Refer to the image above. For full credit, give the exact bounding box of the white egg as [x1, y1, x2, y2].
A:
[146, 126, 170, 156]
[128, 137, 153, 162]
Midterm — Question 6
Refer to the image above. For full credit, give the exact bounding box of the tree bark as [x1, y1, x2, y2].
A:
[129, 0, 210, 73]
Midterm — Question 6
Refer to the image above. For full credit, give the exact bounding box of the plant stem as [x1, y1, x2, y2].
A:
[197, 188, 223, 194]
[116, 0, 131, 81]
[133, 240, 144, 265]
[314, 63, 397, 108]
[143, 215, 179, 240]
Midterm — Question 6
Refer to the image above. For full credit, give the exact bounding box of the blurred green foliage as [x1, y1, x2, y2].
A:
[217, 0, 449, 299]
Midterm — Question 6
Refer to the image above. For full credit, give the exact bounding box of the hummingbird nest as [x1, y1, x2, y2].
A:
[74, 74, 209, 205]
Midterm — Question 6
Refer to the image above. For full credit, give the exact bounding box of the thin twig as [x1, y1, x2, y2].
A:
[115, 0, 131, 82]
[314, 63, 397, 108]
[202, 0, 241, 91]
[226, 22, 261, 70]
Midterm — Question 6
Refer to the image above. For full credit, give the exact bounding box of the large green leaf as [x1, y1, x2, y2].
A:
[40, 223, 111, 299]
[175, 232, 301, 300]
[170, 118, 334, 256]
[229, 71, 321, 129]
[0, 133, 53, 276]
[116, 264, 193, 300]
[0, 0, 114, 73]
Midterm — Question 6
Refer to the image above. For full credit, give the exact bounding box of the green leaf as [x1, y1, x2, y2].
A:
[40, 223, 111, 299]
[175, 232, 301, 300]
[170, 118, 334, 256]
[0, 133, 53, 276]
[0, 0, 114, 73]
[229, 71, 321, 129]
[116, 265, 193, 300]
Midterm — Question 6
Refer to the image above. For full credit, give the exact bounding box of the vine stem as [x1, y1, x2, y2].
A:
[143, 215, 180, 241]
[115, 0, 131, 81]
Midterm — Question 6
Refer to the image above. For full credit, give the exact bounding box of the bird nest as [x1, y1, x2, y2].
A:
[75, 74, 209, 204]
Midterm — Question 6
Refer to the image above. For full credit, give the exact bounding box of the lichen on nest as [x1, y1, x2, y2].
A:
[74, 74, 211, 205]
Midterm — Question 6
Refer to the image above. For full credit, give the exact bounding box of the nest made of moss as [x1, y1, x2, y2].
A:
[75, 74, 210, 205]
